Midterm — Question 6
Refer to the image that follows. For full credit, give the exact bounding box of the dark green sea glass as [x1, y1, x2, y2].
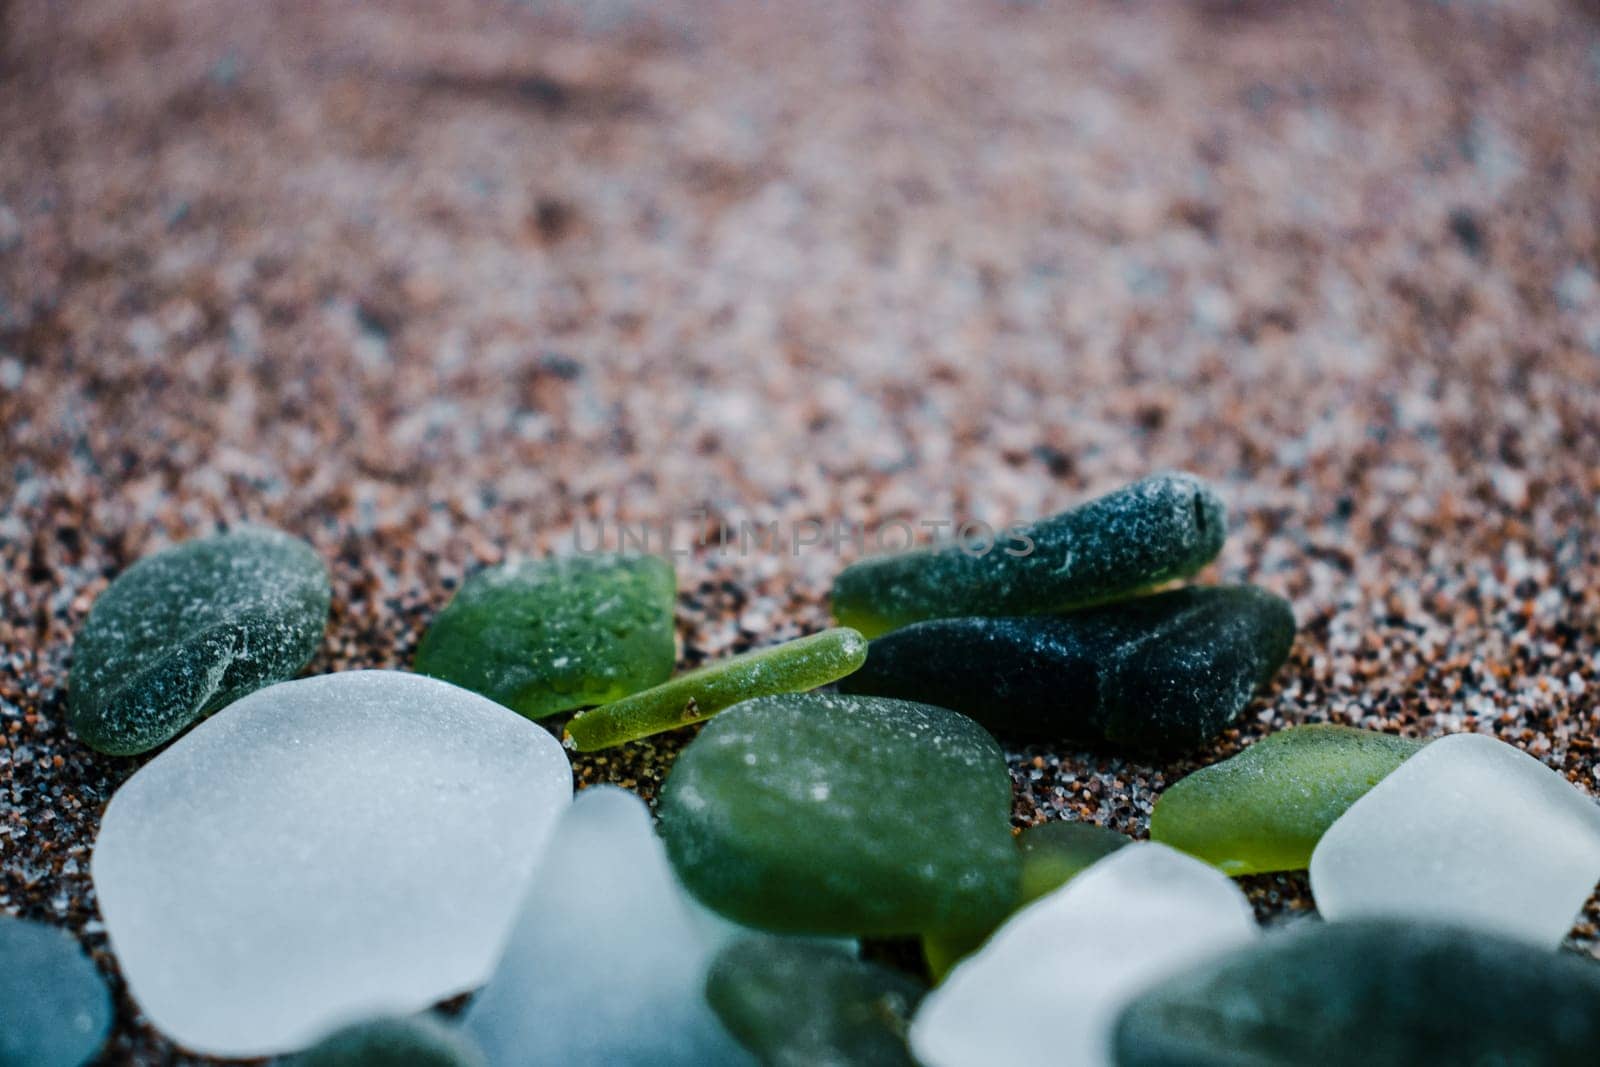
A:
[414, 553, 675, 719]
[841, 585, 1294, 754]
[659, 693, 1019, 938]
[706, 940, 925, 1067]
[295, 1015, 484, 1067]
[1113, 919, 1600, 1066]
[831, 472, 1226, 637]
[69, 527, 330, 755]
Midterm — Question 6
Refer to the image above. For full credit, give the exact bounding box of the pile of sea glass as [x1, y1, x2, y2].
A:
[9, 472, 1600, 1066]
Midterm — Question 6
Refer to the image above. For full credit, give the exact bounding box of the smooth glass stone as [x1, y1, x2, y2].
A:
[924, 821, 1130, 980]
[1151, 725, 1425, 875]
[414, 553, 675, 719]
[464, 786, 753, 1066]
[909, 843, 1257, 1067]
[707, 939, 926, 1067]
[564, 628, 867, 751]
[69, 526, 330, 755]
[1113, 919, 1600, 1066]
[659, 694, 1018, 938]
[831, 472, 1225, 637]
[842, 585, 1294, 753]
[1309, 732, 1600, 949]
[0, 914, 112, 1067]
[294, 1015, 484, 1067]
[91, 671, 572, 1057]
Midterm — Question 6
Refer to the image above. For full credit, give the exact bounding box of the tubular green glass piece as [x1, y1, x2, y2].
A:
[563, 627, 867, 751]
[1149, 724, 1426, 876]
[831, 472, 1226, 638]
[414, 553, 676, 720]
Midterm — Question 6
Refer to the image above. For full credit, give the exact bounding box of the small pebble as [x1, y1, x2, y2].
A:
[91, 671, 572, 1056]
[910, 843, 1257, 1067]
[924, 820, 1131, 979]
[68, 526, 330, 755]
[1113, 919, 1600, 1066]
[659, 693, 1019, 938]
[706, 939, 926, 1067]
[414, 553, 676, 719]
[831, 472, 1226, 637]
[1309, 732, 1600, 949]
[464, 786, 753, 1066]
[0, 914, 112, 1067]
[1150, 725, 1426, 875]
[842, 585, 1294, 753]
[564, 627, 867, 750]
[294, 1015, 484, 1067]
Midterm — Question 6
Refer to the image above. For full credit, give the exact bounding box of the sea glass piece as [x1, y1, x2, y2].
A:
[414, 553, 676, 719]
[564, 628, 867, 750]
[659, 693, 1018, 938]
[69, 526, 330, 754]
[831, 472, 1226, 637]
[706, 939, 925, 1067]
[91, 671, 572, 1057]
[294, 1015, 484, 1067]
[1309, 732, 1600, 949]
[463, 787, 753, 1066]
[842, 586, 1294, 753]
[1113, 919, 1600, 1066]
[1151, 725, 1425, 875]
[909, 843, 1257, 1067]
[0, 914, 112, 1067]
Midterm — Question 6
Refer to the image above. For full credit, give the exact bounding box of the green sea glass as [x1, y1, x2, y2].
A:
[831, 472, 1226, 637]
[564, 628, 866, 750]
[659, 693, 1019, 938]
[923, 821, 1130, 980]
[414, 553, 675, 719]
[706, 940, 925, 1067]
[295, 1015, 484, 1067]
[842, 585, 1294, 754]
[1113, 919, 1600, 1066]
[69, 527, 330, 755]
[1149, 725, 1425, 875]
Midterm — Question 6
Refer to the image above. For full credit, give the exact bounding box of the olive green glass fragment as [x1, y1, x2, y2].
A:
[294, 1015, 484, 1067]
[923, 821, 1130, 980]
[1149, 724, 1425, 876]
[831, 472, 1226, 638]
[563, 627, 866, 751]
[660, 693, 1019, 938]
[706, 939, 926, 1067]
[414, 553, 675, 720]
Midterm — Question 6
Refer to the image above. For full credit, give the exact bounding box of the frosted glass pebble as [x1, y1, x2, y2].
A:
[1309, 732, 1600, 949]
[91, 671, 572, 1057]
[464, 786, 754, 1066]
[909, 843, 1257, 1067]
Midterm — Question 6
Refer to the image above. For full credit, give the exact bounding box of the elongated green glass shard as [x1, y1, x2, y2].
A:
[563, 627, 866, 751]
[924, 821, 1130, 980]
[842, 585, 1294, 754]
[659, 693, 1019, 938]
[831, 472, 1226, 638]
[414, 554, 675, 720]
[69, 527, 330, 756]
[1150, 725, 1425, 875]
[1113, 919, 1600, 1066]
[706, 939, 926, 1067]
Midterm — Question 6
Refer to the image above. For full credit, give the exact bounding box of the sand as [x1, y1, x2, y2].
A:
[3, 0, 1599, 1060]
